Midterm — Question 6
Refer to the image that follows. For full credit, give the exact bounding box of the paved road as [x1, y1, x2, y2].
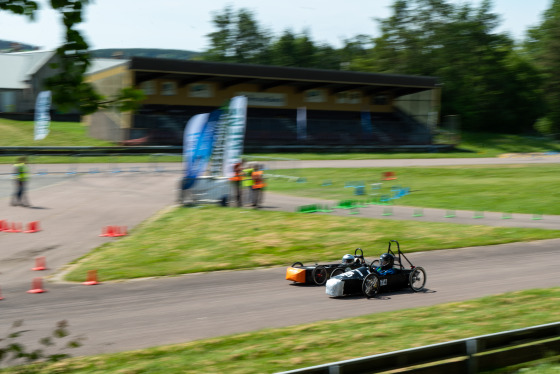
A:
[0, 160, 559, 360]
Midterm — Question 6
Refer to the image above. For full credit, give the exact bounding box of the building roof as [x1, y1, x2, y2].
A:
[0, 50, 127, 91]
[0, 50, 55, 89]
[86, 58, 129, 75]
[129, 57, 439, 97]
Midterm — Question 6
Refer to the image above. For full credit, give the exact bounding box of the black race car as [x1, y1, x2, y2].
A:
[286, 248, 367, 285]
[325, 240, 427, 298]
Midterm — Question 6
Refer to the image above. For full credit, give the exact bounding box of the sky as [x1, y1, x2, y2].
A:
[0, 0, 553, 52]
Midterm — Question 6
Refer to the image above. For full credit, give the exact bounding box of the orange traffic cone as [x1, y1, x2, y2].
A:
[27, 277, 46, 293]
[0, 220, 7, 232]
[382, 171, 397, 181]
[112, 226, 121, 237]
[100, 226, 109, 237]
[5, 222, 22, 233]
[113, 226, 128, 237]
[24, 221, 40, 233]
[83, 270, 100, 285]
[100, 225, 116, 237]
[32, 256, 47, 271]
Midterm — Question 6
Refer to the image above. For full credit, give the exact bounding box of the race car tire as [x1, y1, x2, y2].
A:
[362, 273, 380, 298]
[291, 262, 304, 268]
[330, 268, 345, 277]
[409, 267, 427, 292]
[312, 265, 328, 285]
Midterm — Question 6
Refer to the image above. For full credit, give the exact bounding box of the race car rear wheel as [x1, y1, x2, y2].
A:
[362, 273, 380, 298]
[330, 268, 345, 277]
[291, 262, 304, 268]
[409, 267, 426, 292]
[312, 265, 328, 285]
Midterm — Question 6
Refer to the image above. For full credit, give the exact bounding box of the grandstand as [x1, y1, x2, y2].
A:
[85, 57, 444, 151]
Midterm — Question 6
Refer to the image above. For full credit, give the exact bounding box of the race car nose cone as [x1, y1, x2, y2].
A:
[326, 278, 344, 297]
[286, 267, 306, 283]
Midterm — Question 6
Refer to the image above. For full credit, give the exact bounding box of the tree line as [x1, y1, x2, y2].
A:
[2, 0, 559, 136]
[200, 1, 560, 136]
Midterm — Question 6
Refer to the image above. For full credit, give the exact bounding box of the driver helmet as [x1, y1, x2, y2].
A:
[379, 253, 394, 270]
[341, 254, 355, 265]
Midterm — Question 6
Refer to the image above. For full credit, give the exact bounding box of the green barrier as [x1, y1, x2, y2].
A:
[348, 207, 360, 215]
[334, 200, 355, 209]
[296, 204, 320, 213]
[473, 211, 485, 219]
[413, 208, 424, 217]
[382, 207, 393, 216]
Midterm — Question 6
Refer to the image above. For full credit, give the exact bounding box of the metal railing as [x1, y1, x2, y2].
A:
[275, 322, 560, 374]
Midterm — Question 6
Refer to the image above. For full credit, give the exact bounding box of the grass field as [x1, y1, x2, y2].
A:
[267, 164, 560, 215]
[0, 119, 114, 147]
[1, 288, 558, 374]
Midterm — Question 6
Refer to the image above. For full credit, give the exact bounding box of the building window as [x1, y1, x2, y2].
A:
[335, 91, 362, 104]
[304, 89, 326, 103]
[188, 83, 213, 98]
[373, 95, 389, 105]
[161, 82, 177, 96]
[140, 81, 155, 95]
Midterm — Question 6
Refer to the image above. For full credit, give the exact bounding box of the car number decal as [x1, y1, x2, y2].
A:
[380, 279, 388, 286]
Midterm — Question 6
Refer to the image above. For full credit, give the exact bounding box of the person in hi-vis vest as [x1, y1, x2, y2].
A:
[251, 163, 266, 208]
[242, 162, 255, 206]
[229, 159, 245, 207]
[11, 156, 31, 207]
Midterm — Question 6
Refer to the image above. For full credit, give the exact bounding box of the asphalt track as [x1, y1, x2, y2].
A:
[0, 159, 559, 360]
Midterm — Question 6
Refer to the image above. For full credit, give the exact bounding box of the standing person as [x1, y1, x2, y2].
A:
[242, 162, 255, 206]
[251, 163, 266, 208]
[11, 156, 31, 207]
[229, 159, 245, 207]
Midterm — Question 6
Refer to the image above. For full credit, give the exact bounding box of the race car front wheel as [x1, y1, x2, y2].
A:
[409, 267, 427, 292]
[312, 265, 328, 285]
[362, 273, 380, 298]
[330, 268, 345, 277]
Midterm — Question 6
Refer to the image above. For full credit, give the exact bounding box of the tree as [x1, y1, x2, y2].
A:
[203, 6, 271, 64]
[365, 0, 543, 133]
[338, 35, 373, 70]
[1, 0, 144, 115]
[525, 0, 560, 136]
[267, 30, 320, 68]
